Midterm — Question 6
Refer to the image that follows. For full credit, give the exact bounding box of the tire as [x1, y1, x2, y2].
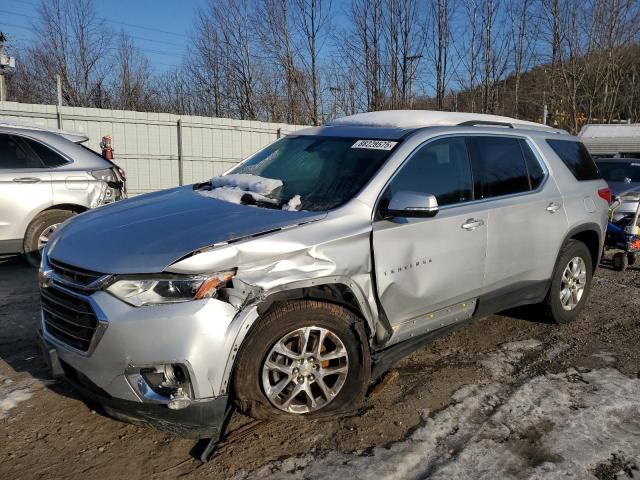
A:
[627, 252, 638, 267]
[232, 300, 371, 420]
[23, 209, 75, 268]
[612, 252, 628, 271]
[544, 239, 593, 324]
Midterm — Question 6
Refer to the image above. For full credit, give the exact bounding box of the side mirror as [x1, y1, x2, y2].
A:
[384, 191, 439, 219]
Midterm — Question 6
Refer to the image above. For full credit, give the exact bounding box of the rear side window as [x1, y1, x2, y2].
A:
[0, 134, 44, 169]
[23, 138, 68, 167]
[546, 139, 601, 181]
[467, 136, 531, 198]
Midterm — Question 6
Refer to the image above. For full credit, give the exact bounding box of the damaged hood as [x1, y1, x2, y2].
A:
[47, 186, 326, 274]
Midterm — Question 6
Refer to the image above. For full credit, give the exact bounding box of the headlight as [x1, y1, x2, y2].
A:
[106, 271, 235, 307]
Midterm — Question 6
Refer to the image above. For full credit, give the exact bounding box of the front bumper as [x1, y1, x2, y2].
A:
[39, 328, 229, 438]
[38, 282, 253, 436]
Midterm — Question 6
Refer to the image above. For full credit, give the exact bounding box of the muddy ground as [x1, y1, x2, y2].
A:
[0, 254, 638, 479]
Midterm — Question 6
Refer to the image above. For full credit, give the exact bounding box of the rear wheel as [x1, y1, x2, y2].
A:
[23, 210, 75, 267]
[612, 252, 628, 271]
[627, 252, 637, 267]
[544, 240, 593, 324]
[233, 300, 371, 420]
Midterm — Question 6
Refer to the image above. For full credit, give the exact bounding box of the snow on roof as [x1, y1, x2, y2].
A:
[579, 123, 640, 138]
[0, 119, 89, 143]
[328, 110, 552, 130]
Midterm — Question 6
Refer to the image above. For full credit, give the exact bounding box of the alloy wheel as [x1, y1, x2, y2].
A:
[559, 256, 587, 311]
[261, 326, 349, 414]
[38, 223, 60, 250]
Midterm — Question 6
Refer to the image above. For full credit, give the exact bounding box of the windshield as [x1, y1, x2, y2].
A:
[597, 160, 640, 183]
[226, 136, 397, 211]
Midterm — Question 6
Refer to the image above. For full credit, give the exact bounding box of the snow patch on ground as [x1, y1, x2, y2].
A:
[0, 389, 33, 420]
[592, 351, 617, 364]
[240, 340, 640, 480]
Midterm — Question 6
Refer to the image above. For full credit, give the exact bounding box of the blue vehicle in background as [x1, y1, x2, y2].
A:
[605, 191, 640, 271]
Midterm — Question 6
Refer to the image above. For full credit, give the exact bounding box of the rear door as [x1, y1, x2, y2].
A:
[0, 133, 53, 250]
[372, 136, 487, 343]
[468, 136, 568, 299]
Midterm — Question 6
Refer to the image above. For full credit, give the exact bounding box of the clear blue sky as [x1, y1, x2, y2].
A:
[1, 0, 201, 71]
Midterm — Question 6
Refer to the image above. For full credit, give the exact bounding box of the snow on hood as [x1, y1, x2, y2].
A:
[198, 174, 303, 211]
[241, 341, 640, 479]
[209, 174, 283, 195]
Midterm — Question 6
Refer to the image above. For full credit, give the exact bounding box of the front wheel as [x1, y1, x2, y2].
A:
[233, 300, 371, 420]
[23, 209, 75, 268]
[544, 240, 593, 324]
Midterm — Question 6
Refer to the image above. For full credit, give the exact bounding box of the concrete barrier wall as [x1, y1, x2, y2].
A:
[0, 102, 307, 195]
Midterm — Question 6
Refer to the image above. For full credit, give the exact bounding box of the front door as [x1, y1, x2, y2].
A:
[372, 136, 487, 343]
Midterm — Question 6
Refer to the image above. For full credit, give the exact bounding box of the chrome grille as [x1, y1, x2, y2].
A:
[41, 286, 98, 352]
[49, 258, 103, 288]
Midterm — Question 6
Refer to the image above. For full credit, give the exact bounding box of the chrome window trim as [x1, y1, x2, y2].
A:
[372, 132, 551, 219]
[3, 131, 74, 168]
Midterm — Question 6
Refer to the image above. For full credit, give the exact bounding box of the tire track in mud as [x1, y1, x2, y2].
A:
[235, 339, 561, 479]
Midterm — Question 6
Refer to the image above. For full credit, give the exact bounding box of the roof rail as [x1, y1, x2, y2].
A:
[457, 120, 514, 128]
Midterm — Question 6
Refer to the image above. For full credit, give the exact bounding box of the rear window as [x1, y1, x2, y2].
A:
[546, 139, 601, 181]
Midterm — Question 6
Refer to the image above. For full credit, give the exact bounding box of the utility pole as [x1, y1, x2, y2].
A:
[0, 33, 16, 102]
[407, 54, 423, 108]
[56, 74, 64, 129]
[329, 86, 341, 119]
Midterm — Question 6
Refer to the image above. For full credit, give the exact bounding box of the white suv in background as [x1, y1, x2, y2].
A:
[0, 123, 126, 266]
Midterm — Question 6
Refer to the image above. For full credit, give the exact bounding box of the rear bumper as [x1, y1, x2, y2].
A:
[38, 330, 229, 438]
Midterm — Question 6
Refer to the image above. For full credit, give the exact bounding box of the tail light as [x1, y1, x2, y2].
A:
[598, 188, 611, 204]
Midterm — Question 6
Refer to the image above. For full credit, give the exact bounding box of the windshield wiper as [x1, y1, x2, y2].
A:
[240, 193, 283, 210]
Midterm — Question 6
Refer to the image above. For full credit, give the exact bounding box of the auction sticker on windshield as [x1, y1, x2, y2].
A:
[352, 140, 397, 150]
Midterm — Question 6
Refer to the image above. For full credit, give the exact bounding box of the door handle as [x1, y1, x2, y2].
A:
[461, 218, 485, 230]
[13, 177, 42, 184]
[546, 202, 561, 213]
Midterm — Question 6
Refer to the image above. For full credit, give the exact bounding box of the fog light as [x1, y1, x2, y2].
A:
[130, 363, 194, 407]
[168, 388, 192, 410]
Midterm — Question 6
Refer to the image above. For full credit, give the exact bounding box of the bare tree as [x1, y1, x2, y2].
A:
[32, 0, 113, 106]
[112, 32, 153, 111]
[293, 0, 332, 124]
[255, 0, 305, 123]
[508, 0, 535, 117]
[430, 0, 453, 110]
[190, 0, 259, 120]
[342, 0, 385, 111]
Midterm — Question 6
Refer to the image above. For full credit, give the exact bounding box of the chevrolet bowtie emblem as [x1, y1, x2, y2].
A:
[38, 270, 54, 288]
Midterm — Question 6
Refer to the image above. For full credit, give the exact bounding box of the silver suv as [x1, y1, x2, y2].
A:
[0, 123, 126, 266]
[37, 111, 609, 439]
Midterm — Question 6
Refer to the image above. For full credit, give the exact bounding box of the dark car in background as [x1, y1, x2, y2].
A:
[596, 158, 640, 222]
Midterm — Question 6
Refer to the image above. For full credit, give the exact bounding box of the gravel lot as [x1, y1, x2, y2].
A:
[0, 254, 638, 479]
